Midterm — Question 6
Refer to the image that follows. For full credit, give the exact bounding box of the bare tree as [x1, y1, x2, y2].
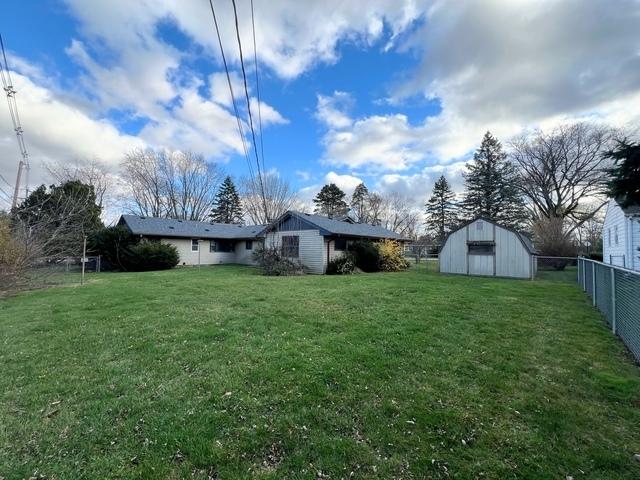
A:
[240, 172, 301, 225]
[509, 122, 618, 233]
[370, 192, 421, 238]
[46, 158, 112, 210]
[121, 149, 222, 221]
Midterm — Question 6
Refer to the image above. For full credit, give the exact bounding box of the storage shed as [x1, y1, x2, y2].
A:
[439, 218, 536, 279]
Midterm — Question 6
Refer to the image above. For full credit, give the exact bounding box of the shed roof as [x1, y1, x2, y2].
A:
[118, 215, 266, 240]
[264, 210, 411, 241]
[442, 217, 537, 254]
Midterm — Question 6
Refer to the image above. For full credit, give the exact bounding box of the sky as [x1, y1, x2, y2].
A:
[1, 0, 639, 216]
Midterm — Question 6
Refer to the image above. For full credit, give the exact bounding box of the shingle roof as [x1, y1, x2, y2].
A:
[267, 211, 411, 240]
[441, 217, 537, 254]
[119, 215, 266, 239]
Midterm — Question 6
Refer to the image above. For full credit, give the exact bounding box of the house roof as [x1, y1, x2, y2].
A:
[265, 211, 411, 241]
[441, 217, 537, 254]
[118, 215, 267, 240]
[622, 204, 640, 216]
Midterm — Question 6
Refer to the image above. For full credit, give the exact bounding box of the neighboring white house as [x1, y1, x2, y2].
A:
[602, 199, 640, 271]
[439, 218, 536, 279]
[118, 215, 266, 266]
[262, 211, 410, 274]
[117, 211, 409, 273]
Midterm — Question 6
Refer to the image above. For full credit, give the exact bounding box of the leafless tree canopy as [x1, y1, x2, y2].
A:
[240, 172, 301, 225]
[360, 192, 420, 239]
[509, 122, 617, 232]
[46, 158, 112, 210]
[121, 149, 222, 221]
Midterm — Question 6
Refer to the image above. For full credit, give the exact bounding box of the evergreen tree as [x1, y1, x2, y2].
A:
[425, 175, 458, 243]
[351, 183, 369, 222]
[606, 139, 640, 208]
[210, 176, 244, 224]
[313, 183, 349, 218]
[462, 131, 527, 229]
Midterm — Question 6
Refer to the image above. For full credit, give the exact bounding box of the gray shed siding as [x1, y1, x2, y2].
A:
[440, 219, 533, 279]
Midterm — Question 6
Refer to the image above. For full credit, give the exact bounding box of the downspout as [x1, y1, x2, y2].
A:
[326, 239, 331, 274]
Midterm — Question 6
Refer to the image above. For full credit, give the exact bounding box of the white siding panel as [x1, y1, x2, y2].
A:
[494, 226, 530, 278]
[632, 218, 640, 271]
[468, 254, 493, 275]
[603, 200, 628, 267]
[235, 239, 260, 265]
[161, 238, 237, 266]
[468, 219, 493, 241]
[265, 229, 325, 274]
[439, 227, 467, 274]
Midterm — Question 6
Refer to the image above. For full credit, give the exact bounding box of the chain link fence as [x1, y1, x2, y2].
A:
[535, 256, 578, 282]
[578, 257, 640, 363]
[12, 256, 102, 292]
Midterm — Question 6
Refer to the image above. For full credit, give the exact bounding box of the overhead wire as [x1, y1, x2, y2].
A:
[230, 0, 269, 219]
[250, 0, 266, 178]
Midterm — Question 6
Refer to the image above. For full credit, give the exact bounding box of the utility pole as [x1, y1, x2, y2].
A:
[0, 34, 30, 208]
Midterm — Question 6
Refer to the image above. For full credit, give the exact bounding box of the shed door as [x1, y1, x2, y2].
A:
[466, 220, 496, 276]
[468, 254, 494, 276]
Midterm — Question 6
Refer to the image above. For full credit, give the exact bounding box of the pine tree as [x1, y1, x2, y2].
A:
[606, 140, 640, 208]
[351, 183, 369, 222]
[462, 131, 527, 229]
[210, 176, 244, 224]
[313, 183, 349, 218]
[425, 175, 458, 243]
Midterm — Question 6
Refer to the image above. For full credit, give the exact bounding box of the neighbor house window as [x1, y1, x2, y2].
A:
[245, 240, 253, 250]
[281, 235, 299, 257]
[211, 240, 234, 253]
[468, 242, 495, 255]
[334, 238, 347, 251]
[614, 225, 619, 245]
[608, 228, 611, 247]
[191, 239, 199, 252]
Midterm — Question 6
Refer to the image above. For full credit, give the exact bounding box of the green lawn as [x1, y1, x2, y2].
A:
[1, 266, 639, 479]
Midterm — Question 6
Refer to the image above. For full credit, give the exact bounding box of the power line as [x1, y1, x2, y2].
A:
[0, 33, 30, 209]
[250, 0, 266, 176]
[207, 0, 255, 184]
[230, 0, 268, 219]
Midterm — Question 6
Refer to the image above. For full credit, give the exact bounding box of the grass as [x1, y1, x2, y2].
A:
[1, 265, 639, 479]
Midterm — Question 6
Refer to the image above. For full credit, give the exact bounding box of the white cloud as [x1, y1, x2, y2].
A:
[316, 91, 354, 129]
[324, 171, 363, 197]
[0, 68, 144, 208]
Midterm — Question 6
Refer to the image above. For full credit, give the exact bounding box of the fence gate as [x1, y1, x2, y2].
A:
[578, 257, 640, 363]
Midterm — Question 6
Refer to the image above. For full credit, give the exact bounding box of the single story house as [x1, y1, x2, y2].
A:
[261, 210, 410, 274]
[118, 215, 266, 266]
[602, 198, 640, 271]
[439, 217, 537, 279]
[117, 211, 409, 273]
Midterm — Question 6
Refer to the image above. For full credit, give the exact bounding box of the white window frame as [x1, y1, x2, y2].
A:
[614, 225, 619, 245]
[191, 239, 199, 252]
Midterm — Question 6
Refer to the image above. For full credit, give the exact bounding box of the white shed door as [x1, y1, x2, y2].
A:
[468, 254, 494, 276]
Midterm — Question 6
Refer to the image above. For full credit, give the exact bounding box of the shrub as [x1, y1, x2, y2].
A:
[128, 241, 179, 271]
[252, 245, 304, 276]
[349, 240, 380, 272]
[532, 217, 577, 270]
[89, 226, 178, 271]
[378, 239, 410, 272]
[0, 217, 27, 290]
[326, 252, 357, 275]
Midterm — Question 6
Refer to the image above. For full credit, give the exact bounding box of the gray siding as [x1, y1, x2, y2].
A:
[602, 199, 640, 270]
[440, 219, 532, 279]
[265, 229, 325, 274]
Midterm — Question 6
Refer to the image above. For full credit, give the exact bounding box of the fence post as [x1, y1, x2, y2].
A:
[582, 259, 587, 291]
[610, 266, 617, 334]
[577, 258, 581, 286]
[592, 262, 597, 306]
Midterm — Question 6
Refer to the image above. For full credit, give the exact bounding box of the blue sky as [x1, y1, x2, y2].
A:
[1, 0, 639, 213]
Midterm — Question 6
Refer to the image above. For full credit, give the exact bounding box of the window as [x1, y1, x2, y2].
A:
[281, 235, 299, 258]
[614, 225, 619, 245]
[210, 240, 234, 253]
[476, 221, 484, 231]
[191, 239, 199, 252]
[334, 238, 347, 251]
[245, 240, 253, 250]
[608, 228, 611, 247]
[467, 242, 495, 255]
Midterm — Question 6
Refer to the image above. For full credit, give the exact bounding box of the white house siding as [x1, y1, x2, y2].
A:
[235, 239, 260, 265]
[603, 200, 629, 267]
[323, 239, 347, 271]
[161, 238, 236, 266]
[632, 218, 640, 271]
[265, 229, 325, 274]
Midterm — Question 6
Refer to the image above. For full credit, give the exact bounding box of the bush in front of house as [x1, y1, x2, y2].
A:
[326, 252, 357, 275]
[252, 245, 304, 275]
[349, 240, 380, 272]
[89, 226, 178, 271]
[127, 241, 179, 271]
[378, 239, 410, 272]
